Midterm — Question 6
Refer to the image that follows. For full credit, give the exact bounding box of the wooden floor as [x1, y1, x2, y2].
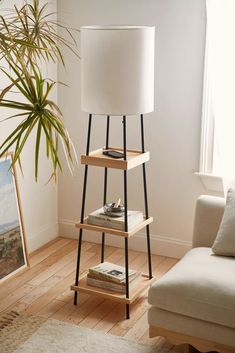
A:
[0, 237, 178, 350]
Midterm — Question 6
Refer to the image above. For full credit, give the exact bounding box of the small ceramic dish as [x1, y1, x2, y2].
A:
[103, 203, 125, 217]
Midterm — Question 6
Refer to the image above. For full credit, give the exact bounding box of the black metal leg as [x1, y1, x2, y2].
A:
[101, 116, 110, 262]
[123, 116, 130, 319]
[74, 228, 83, 305]
[140, 114, 152, 279]
[74, 114, 92, 305]
[125, 237, 129, 319]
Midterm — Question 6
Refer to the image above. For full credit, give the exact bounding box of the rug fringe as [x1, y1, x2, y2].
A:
[0, 311, 19, 330]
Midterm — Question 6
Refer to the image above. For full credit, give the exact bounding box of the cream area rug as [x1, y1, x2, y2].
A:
[0, 311, 174, 353]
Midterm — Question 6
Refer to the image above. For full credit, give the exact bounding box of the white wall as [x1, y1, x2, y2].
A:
[57, 0, 218, 258]
[0, 0, 58, 253]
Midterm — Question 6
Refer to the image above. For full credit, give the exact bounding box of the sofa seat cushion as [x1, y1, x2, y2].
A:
[148, 247, 235, 329]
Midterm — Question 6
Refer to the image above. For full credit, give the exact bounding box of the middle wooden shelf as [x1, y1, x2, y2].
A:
[75, 216, 153, 237]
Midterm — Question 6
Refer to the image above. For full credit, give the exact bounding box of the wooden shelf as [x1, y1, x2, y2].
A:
[71, 273, 156, 304]
[81, 147, 150, 170]
[75, 217, 153, 238]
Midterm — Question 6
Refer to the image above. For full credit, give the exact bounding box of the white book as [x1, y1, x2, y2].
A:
[87, 208, 144, 231]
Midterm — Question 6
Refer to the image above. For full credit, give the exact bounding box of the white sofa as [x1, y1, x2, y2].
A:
[148, 195, 235, 353]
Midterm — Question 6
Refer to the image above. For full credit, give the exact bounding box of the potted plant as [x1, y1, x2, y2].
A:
[0, 0, 78, 181]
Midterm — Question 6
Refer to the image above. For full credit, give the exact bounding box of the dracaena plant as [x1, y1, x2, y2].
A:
[0, 0, 78, 181]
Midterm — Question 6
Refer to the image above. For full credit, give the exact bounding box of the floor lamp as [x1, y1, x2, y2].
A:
[74, 25, 155, 319]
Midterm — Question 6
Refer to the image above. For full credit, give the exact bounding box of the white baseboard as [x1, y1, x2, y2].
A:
[27, 223, 59, 253]
[59, 219, 191, 259]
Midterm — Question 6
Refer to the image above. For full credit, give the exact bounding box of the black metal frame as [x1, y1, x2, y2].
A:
[73, 114, 152, 319]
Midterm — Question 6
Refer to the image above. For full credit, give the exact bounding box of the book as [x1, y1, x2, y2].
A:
[88, 262, 138, 283]
[88, 271, 140, 284]
[87, 208, 144, 231]
[87, 273, 141, 294]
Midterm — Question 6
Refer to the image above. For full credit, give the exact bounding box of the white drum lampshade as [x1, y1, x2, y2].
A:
[81, 26, 155, 116]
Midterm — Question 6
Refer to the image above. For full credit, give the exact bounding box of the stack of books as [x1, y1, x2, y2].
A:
[87, 207, 144, 231]
[87, 262, 141, 293]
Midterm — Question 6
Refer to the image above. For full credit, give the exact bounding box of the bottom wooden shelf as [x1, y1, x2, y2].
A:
[71, 273, 156, 304]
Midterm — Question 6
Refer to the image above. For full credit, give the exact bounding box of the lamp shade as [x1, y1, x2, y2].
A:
[81, 26, 155, 116]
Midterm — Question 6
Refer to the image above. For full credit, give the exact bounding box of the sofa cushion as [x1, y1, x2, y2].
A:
[212, 188, 235, 257]
[148, 247, 235, 329]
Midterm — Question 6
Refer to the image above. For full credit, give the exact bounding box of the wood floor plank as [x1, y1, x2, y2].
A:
[50, 300, 76, 321]
[1, 247, 93, 313]
[50, 295, 89, 321]
[79, 299, 118, 329]
[28, 237, 63, 258]
[66, 296, 105, 325]
[24, 273, 75, 314]
[0, 284, 35, 312]
[108, 293, 149, 336]
[93, 303, 125, 332]
[27, 249, 78, 286]
[29, 238, 72, 267]
[125, 310, 149, 341]
[0, 240, 77, 300]
[1, 301, 29, 316]
[38, 299, 67, 319]
[20, 283, 56, 305]
[23, 244, 100, 313]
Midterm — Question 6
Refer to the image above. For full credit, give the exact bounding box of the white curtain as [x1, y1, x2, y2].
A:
[206, 0, 235, 193]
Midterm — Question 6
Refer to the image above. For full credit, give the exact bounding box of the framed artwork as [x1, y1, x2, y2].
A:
[0, 154, 28, 282]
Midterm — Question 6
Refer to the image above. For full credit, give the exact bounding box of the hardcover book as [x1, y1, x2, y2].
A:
[88, 271, 140, 284]
[87, 208, 144, 231]
[88, 262, 138, 283]
[87, 273, 141, 293]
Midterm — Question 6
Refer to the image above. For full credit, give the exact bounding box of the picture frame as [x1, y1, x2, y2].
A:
[0, 153, 28, 282]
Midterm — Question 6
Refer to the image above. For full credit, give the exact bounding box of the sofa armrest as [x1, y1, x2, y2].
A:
[192, 195, 225, 248]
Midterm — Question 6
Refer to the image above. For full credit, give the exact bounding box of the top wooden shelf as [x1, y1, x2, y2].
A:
[81, 147, 150, 170]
